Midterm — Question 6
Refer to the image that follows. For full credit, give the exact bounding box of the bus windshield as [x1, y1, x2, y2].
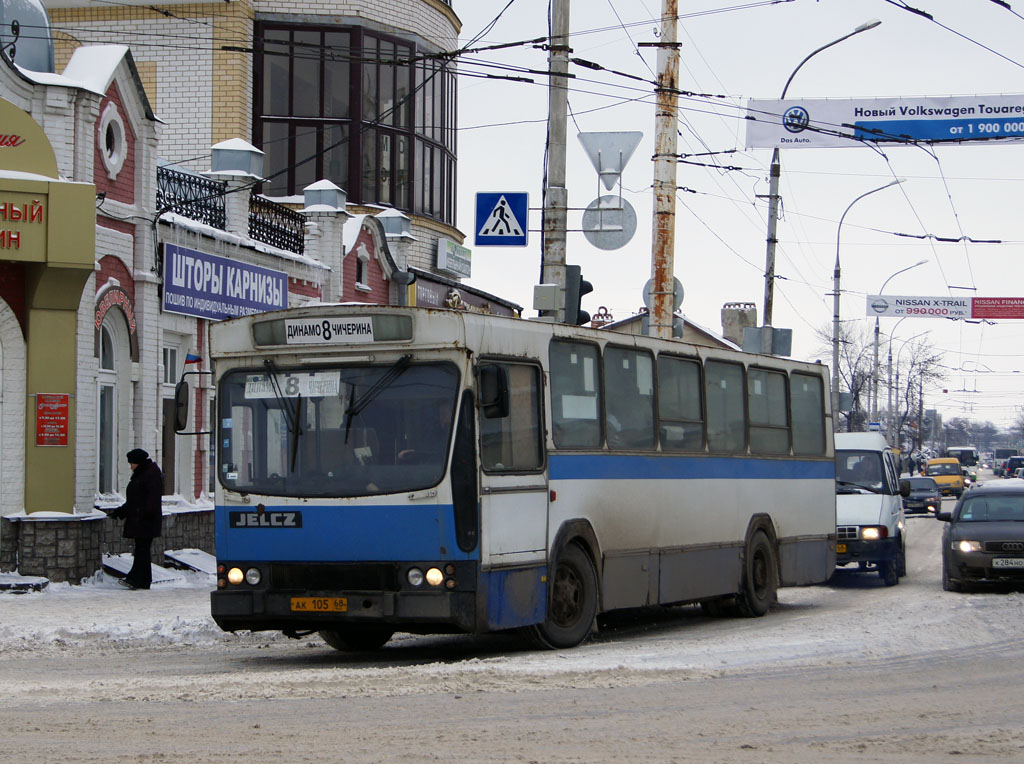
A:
[217, 361, 459, 497]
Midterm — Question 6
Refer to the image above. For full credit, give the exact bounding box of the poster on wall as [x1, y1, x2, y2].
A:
[36, 393, 69, 446]
[162, 244, 287, 321]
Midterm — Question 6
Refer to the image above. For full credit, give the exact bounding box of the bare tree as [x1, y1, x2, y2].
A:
[814, 325, 944, 440]
[814, 322, 875, 432]
[892, 339, 944, 451]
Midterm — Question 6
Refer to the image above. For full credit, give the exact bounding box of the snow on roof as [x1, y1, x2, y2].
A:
[18, 44, 128, 95]
[343, 214, 371, 251]
[160, 212, 329, 272]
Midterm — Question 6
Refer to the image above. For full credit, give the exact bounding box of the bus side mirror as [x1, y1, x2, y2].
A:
[478, 365, 510, 419]
[174, 380, 190, 432]
[899, 479, 911, 498]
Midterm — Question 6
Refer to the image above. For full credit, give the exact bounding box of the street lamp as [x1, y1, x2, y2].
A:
[832, 177, 904, 431]
[872, 259, 928, 422]
[762, 19, 882, 326]
[892, 329, 930, 450]
[886, 316, 909, 444]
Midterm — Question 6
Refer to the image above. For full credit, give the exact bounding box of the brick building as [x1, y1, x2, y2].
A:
[1, 0, 520, 582]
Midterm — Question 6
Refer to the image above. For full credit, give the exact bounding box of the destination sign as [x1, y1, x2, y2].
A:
[284, 317, 374, 345]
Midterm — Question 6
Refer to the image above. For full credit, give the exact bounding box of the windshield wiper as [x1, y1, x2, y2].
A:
[343, 355, 412, 443]
[263, 359, 304, 471]
[836, 479, 883, 495]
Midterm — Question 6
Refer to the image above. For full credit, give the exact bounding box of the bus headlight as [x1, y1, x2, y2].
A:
[407, 567, 424, 586]
[227, 567, 245, 585]
[425, 567, 444, 587]
[245, 567, 262, 585]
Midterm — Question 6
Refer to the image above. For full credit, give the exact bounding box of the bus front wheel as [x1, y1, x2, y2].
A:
[529, 541, 598, 649]
[736, 530, 778, 618]
[319, 625, 394, 651]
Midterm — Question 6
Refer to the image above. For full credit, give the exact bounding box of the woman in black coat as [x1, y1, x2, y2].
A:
[108, 448, 163, 589]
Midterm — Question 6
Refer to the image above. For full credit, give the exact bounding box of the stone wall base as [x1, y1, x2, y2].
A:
[1, 508, 215, 584]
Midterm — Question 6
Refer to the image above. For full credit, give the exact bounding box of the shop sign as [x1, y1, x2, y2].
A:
[36, 393, 69, 446]
[0, 192, 46, 260]
[163, 244, 287, 321]
[436, 238, 471, 278]
[95, 286, 137, 334]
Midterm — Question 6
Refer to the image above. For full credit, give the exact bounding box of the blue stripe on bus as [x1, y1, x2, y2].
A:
[548, 453, 835, 481]
[216, 504, 476, 562]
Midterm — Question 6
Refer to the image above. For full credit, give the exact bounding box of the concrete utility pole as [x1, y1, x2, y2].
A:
[648, 0, 680, 339]
[541, 0, 570, 322]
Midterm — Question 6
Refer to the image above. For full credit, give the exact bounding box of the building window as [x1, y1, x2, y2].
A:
[98, 102, 127, 180]
[99, 325, 115, 370]
[163, 347, 179, 384]
[98, 324, 118, 493]
[254, 22, 456, 224]
[355, 244, 370, 289]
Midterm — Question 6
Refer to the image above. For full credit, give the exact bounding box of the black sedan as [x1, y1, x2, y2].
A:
[903, 476, 943, 514]
[938, 481, 1024, 592]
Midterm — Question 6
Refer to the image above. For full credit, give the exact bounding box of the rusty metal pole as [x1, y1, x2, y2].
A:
[649, 1, 679, 339]
[541, 0, 570, 322]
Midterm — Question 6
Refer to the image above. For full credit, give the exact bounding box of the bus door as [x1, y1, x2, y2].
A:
[477, 361, 548, 566]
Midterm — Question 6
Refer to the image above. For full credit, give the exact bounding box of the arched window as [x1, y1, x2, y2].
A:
[97, 320, 129, 494]
[99, 324, 115, 370]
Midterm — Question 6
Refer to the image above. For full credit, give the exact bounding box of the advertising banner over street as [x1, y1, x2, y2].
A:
[866, 295, 1024, 320]
[163, 244, 287, 321]
[746, 95, 1024, 149]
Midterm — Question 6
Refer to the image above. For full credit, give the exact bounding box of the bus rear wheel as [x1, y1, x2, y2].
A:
[529, 542, 598, 649]
[319, 625, 395, 651]
[736, 530, 778, 618]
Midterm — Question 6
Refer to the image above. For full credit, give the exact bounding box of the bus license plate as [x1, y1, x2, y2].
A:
[290, 596, 348, 612]
[836, 543, 847, 554]
[992, 558, 1024, 569]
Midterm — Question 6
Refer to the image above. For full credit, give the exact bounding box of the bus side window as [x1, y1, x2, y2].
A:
[704, 360, 746, 453]
[657, 355, 704, 451]
[479, 363, 543, 471]
[748, 368, 789, 455]
[790, 373, 826, 456]
[604, 346, 655, 450]
[549, 341, 602, 449]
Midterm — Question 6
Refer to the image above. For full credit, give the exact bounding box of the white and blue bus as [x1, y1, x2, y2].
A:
[196, 305, 836, 650]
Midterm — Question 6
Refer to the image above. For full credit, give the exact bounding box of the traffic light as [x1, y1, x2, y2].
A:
[564, 264, 593, 325]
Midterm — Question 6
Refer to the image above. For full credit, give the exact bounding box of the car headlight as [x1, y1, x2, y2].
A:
[861, 526, 888, 541]
[956, 540, 983, 553]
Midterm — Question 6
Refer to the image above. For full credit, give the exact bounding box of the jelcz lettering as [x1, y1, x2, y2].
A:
[228, 511, 303, 528]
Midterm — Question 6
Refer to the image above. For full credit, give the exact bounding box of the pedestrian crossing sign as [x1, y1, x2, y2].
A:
[475, 192, 529, 246]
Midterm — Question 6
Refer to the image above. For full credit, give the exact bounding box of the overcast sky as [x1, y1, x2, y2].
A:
[451, 0, 1024, 433]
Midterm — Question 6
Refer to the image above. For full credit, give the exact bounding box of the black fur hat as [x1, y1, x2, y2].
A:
[126, 448, 149, 465]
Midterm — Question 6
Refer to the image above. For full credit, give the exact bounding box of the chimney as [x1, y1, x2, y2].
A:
[721, 302, 757, 346]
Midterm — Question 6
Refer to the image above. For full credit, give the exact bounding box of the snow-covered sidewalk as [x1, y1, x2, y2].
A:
[0, 564, 231, 653]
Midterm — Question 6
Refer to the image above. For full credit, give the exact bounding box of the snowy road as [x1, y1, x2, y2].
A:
[2, 495, 1024, 762]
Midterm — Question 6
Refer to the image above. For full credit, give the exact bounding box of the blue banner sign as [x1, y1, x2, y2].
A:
[163, 244, 287, 321]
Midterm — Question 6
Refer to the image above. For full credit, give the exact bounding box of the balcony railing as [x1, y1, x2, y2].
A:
[156, 165, 226, 229]
[249, 193, 305, 255]
[156, 166, 306, 256]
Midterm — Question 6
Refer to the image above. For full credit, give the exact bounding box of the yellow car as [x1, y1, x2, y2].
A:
[925, 457, 965, 497]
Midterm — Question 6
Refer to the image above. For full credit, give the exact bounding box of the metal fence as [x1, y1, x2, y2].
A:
[157, 166, 306, 256]
[156, 166, 226, 229]
[249, 192, 306, 255]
